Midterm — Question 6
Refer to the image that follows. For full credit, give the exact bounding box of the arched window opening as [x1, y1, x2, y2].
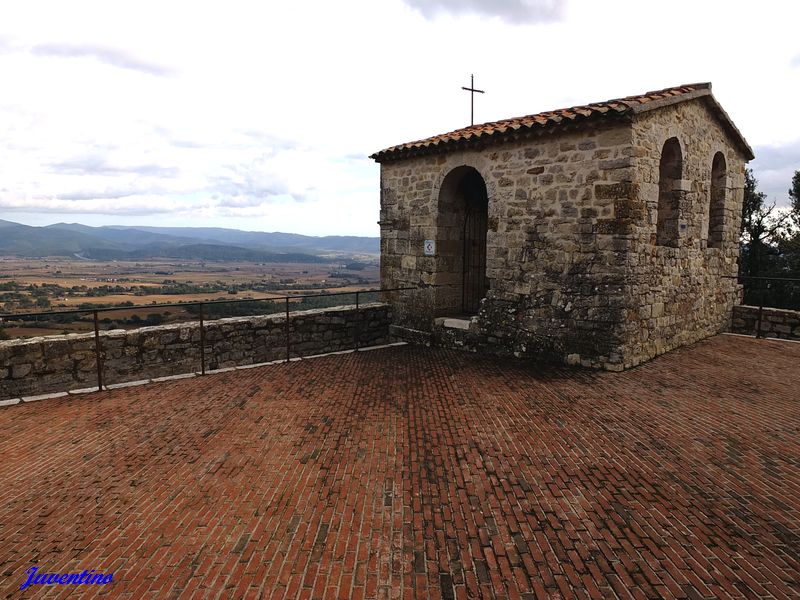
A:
[707, 152, 727, 249]
[656, 138, 683, 247]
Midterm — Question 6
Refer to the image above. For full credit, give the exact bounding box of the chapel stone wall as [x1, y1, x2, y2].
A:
[620, 100, 747, 366]
[380, 122, 640, 368]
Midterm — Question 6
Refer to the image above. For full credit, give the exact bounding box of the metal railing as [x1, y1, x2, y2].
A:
[724, 275, 800, 338]
[6, 273, 792, 393]
[0, 286, 418, 392]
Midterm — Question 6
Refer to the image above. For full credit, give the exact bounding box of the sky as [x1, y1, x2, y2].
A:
[0, 0, 798, 237]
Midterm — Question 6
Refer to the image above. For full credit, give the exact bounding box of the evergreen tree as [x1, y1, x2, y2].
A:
[739, 169, 797, 308]
[790, 169, 800, 226]
[778, 169, 800, 300]
[739, 169, 786, 277]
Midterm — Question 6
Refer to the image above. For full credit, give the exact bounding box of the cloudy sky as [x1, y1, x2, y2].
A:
[1, 0, 798, 237]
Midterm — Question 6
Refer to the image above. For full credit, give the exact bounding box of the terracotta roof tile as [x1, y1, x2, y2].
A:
[371, 82, 754, 162]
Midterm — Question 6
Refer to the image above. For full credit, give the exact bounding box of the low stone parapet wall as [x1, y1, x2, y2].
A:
[0, 303, 390, 401]
[730, 305, 800, 340]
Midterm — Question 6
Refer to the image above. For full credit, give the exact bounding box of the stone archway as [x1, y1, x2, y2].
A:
[436, 166, 489, 315]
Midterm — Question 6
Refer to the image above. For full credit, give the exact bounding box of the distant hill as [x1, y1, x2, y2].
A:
[0, 221, 120, 256]
[81, 244, 330, 263]
[115, 226, 380, 255]
[0, 220, 379, 261]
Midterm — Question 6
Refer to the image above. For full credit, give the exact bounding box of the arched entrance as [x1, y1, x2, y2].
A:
[460, 170, 489, 313]
[436, 166, 489, 315]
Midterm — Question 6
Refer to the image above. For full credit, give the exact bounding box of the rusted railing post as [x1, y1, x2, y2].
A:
[285, 297, 290, 362]
[354, 291, 360, 351]
[756, 279, 765, 339]
[93, 310, 103, 391]
[199, 303, 206, 375]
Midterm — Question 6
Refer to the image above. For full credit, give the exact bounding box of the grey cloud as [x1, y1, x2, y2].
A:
[238, 129, 300, 151]
[343, 153, 370, 161]
[404, 0, 566, 24]
[211, 157, 309, 203]
[167, 130, 298, 152]
[212, 176, 293, 202]
[212, 184, 310, 206]
[56, 188, 149, 201]
[751, 139, 800, 207]
[31, 43, 174, 77]
[216, 196, 271, 208]
[0, 198, 177, 216]
[211, 170, 289, 200]
[49, 155, 179, 178]
[0, 36, 14, 53]
[170, 139, 206, 149]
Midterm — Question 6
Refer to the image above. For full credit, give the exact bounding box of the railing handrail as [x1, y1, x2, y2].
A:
[0, 285, 419, 321]
[1, 276, 795, 397]
[723, 274, 800, 340]
[1, 284, 437, 394]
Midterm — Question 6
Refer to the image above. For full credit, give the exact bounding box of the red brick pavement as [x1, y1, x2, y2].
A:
[0, 334, 798, 599]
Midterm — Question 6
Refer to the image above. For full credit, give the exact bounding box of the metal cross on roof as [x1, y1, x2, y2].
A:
[461, 74, 485, 126]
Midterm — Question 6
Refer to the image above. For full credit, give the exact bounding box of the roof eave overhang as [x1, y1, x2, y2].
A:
[625, 87, 755, 161]
[704, 95, 755, 161]
[370, 112, 633, 164]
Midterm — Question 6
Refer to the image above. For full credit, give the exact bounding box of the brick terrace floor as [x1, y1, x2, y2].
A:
[0, 334, 798, 600]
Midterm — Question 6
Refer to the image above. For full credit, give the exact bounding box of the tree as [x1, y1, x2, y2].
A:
[737, 169, 800, 309]
[740, 169, 792, 278]
[790, 169, 800, 227]
[779, 168, 800, 287]
[738, 169, 800, 307]
[145, 313, 165, 326]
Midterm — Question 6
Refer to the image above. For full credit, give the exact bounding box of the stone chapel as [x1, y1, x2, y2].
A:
[370, 83, 754, 370]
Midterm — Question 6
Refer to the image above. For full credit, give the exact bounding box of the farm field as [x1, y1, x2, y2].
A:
[0, 257, 380, 339]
